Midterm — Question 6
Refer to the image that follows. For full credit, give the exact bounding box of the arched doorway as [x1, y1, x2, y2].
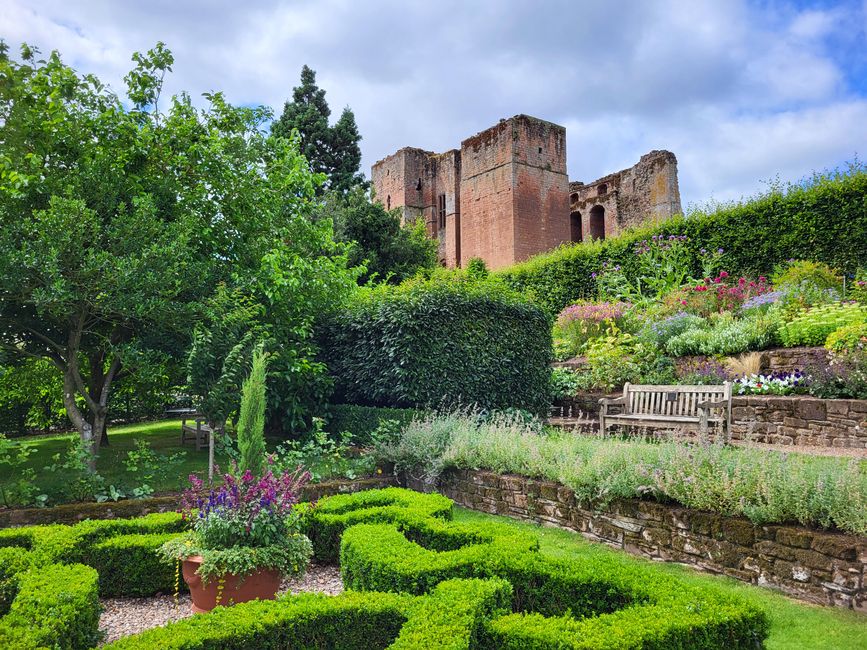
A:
[570, 211, 582, 243]
[589, 205, 605, 240]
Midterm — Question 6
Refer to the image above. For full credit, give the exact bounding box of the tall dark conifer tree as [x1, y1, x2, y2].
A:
[272, 65, 364, 194]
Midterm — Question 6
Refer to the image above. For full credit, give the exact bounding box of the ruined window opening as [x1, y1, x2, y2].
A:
[597, 183, 607, 196]
[438, 194, 447, 230]
[416, 178, 422, 191]
[589, 205, 605, 240]
[386, 195, 391, 210]
[570, 211, 583, 243]
[570, 192, 579, 203]
[538, 147, 543, 154]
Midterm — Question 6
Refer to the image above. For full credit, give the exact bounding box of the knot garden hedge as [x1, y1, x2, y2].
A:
[0, 488, 768, 649]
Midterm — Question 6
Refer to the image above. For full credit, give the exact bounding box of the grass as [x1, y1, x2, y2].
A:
[453, 507, 867, 650]
[11, 419, 379, 506]
[15, 420, 233, 502]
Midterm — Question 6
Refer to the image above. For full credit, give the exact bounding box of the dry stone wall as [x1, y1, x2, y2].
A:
[439, 469, 867, 610]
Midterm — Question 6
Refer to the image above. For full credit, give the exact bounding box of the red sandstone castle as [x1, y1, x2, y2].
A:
[371, 114, 682, 270]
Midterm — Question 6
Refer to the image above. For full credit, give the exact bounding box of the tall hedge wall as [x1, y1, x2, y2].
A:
[319, 278, 552, 413]
[499, 167, 867, 314]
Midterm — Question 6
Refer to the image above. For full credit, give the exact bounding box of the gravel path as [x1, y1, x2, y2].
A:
[98, 563, 343, 645]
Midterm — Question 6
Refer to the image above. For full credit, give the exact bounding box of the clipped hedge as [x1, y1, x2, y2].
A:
[0, 562, 100, 650]
[500, 167, 867, 313]
[305, 487, 454, 563]
[325, 403, 420, 445]
[319, 278, 553, 413]
[104, 578, 511, 650]
[327, 488, 768, 649]
[0, 488, 770, 649]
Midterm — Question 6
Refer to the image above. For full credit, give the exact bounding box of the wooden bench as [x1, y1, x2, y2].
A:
[181, 416, 220, 452]
[599, 382, 733, 443]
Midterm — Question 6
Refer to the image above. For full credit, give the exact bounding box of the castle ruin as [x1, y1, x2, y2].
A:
[371, 114, 682, 270]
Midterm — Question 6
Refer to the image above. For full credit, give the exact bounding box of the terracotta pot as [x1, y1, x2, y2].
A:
[181, 556, 281, 613]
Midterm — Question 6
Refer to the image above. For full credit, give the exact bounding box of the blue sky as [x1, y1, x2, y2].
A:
[3, 0, 866, 208]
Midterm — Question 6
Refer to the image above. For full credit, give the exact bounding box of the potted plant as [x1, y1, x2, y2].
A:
[160, 346, 313, 612]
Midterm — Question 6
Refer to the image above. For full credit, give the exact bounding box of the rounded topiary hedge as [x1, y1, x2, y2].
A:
[0, 488, 769, 649]
[318, 278, 553, 414]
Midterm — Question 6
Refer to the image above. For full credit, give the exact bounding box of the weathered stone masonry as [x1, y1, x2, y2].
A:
[552, 393, 867, 449]
[439, 469, 867, 610]
[371, 115, 682, 270]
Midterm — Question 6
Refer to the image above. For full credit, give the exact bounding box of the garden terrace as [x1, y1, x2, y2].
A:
[0, 488, 775, 649]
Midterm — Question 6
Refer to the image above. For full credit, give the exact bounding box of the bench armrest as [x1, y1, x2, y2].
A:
[697, 399, 729, 409]
[599, 396, 625, 416]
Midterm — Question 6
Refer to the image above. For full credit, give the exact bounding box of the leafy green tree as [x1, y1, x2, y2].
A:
[320, 188, 438, 284]
[0, 42, 356, 464]
[236, 345, 268, 477]
[186, 287, 265, 429]
[272, 65, 365, 194]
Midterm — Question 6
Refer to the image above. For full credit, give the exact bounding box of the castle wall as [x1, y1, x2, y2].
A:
[512, 117, 570, 264]
[570, 150, 682, 240]
[459, 120, 519, 269]
[372, 117, 681, 271]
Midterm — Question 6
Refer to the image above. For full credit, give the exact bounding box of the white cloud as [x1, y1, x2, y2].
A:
[2, 0, 865, 207]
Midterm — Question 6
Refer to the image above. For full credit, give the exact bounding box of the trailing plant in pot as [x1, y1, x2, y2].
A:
[159, 346, 313, 612]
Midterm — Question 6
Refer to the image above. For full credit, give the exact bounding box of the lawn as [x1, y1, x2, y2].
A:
[16, 420, 233, 502]
[452, 507, 867, 650]
[12, 419, 377, 505]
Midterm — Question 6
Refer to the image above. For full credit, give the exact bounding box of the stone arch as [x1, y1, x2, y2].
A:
[597, 183, 607, 196]
[570, 211, 583, 243]
[589, 205, 605, 240]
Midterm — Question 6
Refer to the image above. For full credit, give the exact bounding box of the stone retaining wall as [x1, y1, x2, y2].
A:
[732, 396, 867, 447]
[552, 394, 867, 449]
[0, 474, 397, 527]
[439, 469, 867, 610]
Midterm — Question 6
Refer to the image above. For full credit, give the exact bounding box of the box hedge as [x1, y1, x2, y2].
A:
[103, 578, 512, 650]
[325, 404, 420, 445]
[0, 488, 769, 649]
[0, 562, 100, 650]
[499, 166, 867, 314]
[304, 487, 454, 563]
[319, 278, 553, 413]
[337, 510, 768, 648]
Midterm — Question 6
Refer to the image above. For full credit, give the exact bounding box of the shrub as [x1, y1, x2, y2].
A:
[236, 344, 269, 476]
[554, 301, 630, 357]
[772, 259, 842, 293]
[499, 165, 867, 314]
[825, 321, 867, 353]
[640, 311, 707, 349]
[337, 496, 767, 649]
[550, 367, 583, 399]
[324, 404, 419, 446]
[431, 414, 867, 534]
[674, 356, 731, 385]
[0, 563, 100, 650]
[320, 277, 552, 413]
[779, 303, 867, 347]
[303, 487, 454, 563]
[666, 313, 778, 357]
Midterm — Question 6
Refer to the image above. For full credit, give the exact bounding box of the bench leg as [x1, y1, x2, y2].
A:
[599, 414, 606, 437]
[699, 410, 709, 446]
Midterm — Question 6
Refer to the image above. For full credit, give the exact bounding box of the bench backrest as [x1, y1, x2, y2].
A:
[622, 383, 731, 417]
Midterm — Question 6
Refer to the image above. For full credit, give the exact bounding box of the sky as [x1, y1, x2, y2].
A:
[3, 0, 866, 209]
